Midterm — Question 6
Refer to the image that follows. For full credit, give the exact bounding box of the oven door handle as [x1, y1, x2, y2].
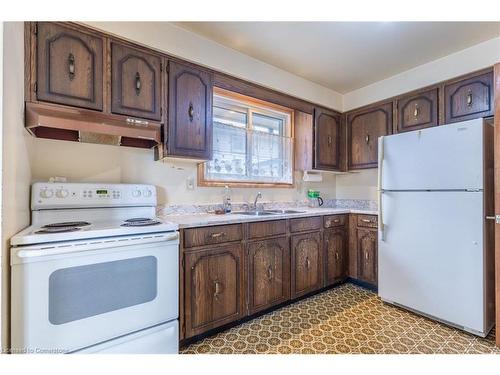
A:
[14, 232, 179, 259]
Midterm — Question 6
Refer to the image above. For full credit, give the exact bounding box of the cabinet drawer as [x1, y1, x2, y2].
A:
[248, 220, 287, 239]
[183, 224, 243, 248]
[357, 215, 378, 228]
[323, 215, 347, 228]
[290, 216, 322, 233]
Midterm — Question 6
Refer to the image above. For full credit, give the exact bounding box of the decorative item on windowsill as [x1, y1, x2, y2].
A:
[307, 189, 324, 208]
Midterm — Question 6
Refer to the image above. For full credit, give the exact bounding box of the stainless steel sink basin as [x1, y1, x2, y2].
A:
[231, 209, 305, 216]
[231, 211, 275, 216]
[265, 209, 305, 214]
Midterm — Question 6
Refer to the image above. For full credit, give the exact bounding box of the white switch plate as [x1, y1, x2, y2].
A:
[186, 176, 195, 190]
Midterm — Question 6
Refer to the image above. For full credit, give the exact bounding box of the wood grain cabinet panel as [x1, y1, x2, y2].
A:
[397, 88, 438, 133]
[247, 220, 287, 239]
[290, 216, 322, 233]
[444, 70, 494, 124]
[324, 214, 347, 229]
[36, 22, 103, 110]
[247, 237, 290, 314]
[324, 228, 347, 285]
[111, 42, 162, 121]
[291, 232, 323, 298]
[314, 107, 342, 171]
[183, 224, 243, 248]
[167, 61, 213, 159]
[184, 244, 245, 338]
[347, 102, 392, 169]
[357, 228, 378, 285]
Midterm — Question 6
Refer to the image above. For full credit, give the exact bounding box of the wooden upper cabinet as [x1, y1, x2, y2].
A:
[36, 22, 104, 111]
[184, 244, 245, 338]
[397, 88, 438, 133]
[167, 61, 213, 159]
[314, 107, 343, 171]
[291, 232, 323, 298]
[111, 42, 162, 121]
[247, 237, 290, 315]
[324, 228, 347, 285]
[347, 102, 393, 169]
[444, 70, 494, 124]
[357, 228, 378, 285]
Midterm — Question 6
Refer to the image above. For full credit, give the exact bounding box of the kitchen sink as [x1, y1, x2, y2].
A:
[231, 210, 275, 216]
[264, 209, 305, 214]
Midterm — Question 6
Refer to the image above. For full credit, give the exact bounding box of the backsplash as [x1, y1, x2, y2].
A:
[157, 199, 377, 216]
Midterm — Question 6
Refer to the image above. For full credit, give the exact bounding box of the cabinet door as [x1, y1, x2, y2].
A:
[291, 232, 322, 298]
[324, 228, 347, 285]
[314, 107, 342, 171]
[167, 61, 213, 159]
[36, 22, 103, 110]
[357, 228, 378, 285]
[111, 42, 162, 121]
[184, 244, 244, 338]
[347, 102, 392, 169]
[444, 70, 494, 124]
[247, 237, 290, 315]
[397, 88, 438, 133]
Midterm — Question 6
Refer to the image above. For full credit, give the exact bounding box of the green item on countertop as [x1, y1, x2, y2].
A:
[307, 190, 320, 198]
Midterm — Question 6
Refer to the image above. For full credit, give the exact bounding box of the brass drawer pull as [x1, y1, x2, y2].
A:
[213, 280, 222, 300]
[413, 105, 419, 118]
[365, 134, 370, 144]
[126, 118, 150, 127]
[135, 72, 141, 96]
[361, 219, 372, 223]
[365, 252, 369, 260]
[267, 266, 273, 280]
[68, 53, 75, 80]
[209, 232, 226, 239]
[335, 252, 340, 260]
[466, 90, 473, 107]
[333, 219, 340, 223]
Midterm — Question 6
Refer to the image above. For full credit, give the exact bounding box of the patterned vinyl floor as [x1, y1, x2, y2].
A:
[181, 283, 499, 354]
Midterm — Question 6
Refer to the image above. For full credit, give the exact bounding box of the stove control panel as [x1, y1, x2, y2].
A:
[32, 183, 157, 210]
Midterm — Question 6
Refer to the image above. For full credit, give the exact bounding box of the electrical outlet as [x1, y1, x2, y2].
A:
[186, 176, 195, 190]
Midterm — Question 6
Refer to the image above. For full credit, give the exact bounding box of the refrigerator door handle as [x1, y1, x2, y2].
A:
[378, 136, 385, 241]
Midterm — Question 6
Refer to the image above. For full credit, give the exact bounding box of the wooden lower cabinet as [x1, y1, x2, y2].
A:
[324, 227, 347, 285]
[247, 237, 290, 315]
[291, 231, 323, 298]
[356, 228, 378, 285]
[184, 244, 245, 338]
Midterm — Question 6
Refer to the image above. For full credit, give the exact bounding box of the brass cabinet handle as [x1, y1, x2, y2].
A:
[365, 134, 370, 144]
[213, 280, 222, 300]
[209, 232, 226, 239]
[365, 252, 369, 260]
[126, 118, 149, 127]
[335, 252, 340, 260]
[68, 53, 75, 80]
[413, 105, 419, 118]
[188, 103, 194, 121]
[467, 90, 473, 107]
[267, 266, 273, 280]
[361, 219, 372, 223]
[305, 257, 310, 269]
[135, 72, 141, 96]
[333, 219, 340, 223]
[328, 135, 332, 146]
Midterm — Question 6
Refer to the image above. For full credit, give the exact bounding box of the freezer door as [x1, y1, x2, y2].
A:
[380, 119, 484, 190]
[378, 191, 486, 334]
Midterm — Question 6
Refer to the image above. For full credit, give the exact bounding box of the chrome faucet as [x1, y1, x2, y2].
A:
[253, 192, 262, 211]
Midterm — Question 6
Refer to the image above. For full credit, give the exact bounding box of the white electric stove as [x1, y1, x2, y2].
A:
[10, 183, 179, 354]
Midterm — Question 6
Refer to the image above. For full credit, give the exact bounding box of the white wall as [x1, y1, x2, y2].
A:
[85, 22, 343, 112]
[1, 22, 32, 352]
[335, 36, 500, 201]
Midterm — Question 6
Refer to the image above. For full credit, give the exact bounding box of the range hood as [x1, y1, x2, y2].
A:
[25, 102, 162, 149]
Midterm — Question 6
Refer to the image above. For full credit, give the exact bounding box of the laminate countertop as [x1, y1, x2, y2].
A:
[160, 207, 378, 229]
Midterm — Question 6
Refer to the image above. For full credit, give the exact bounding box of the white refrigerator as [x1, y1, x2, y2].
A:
[378, 118, 495, 337]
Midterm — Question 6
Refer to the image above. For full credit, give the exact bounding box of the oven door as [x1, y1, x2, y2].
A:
[11, 232, 179, 354]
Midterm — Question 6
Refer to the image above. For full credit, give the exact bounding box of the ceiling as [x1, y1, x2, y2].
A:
[175, 22, 500, 93]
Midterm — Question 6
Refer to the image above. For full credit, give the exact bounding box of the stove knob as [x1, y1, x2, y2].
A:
[40, 189, 54, 199]
[56, 189, 69, 198]
[143, 189, 152, 198]
[132, 189, 141, 198]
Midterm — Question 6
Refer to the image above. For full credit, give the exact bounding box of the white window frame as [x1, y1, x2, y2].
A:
[198, 87, 294, 188]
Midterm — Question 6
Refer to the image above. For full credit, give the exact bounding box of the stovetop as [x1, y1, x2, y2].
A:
[11, 217, 178, 246]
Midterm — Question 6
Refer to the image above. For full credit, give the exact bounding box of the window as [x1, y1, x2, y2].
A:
[199, 88, 294, 187]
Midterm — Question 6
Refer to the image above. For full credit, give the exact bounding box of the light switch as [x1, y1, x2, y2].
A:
[186, 176, 195, 190]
